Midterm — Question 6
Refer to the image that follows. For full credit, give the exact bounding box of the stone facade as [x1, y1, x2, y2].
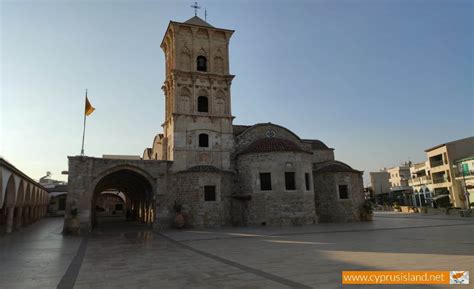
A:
[0, 158, 49, 234]
[313, 163, 365, 222]
[64, 16, 366, 233]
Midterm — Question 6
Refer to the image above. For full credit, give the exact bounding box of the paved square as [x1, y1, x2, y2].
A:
[0, 212, 473, 289]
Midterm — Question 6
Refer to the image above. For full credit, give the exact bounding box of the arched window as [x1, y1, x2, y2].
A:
[197, 56, 207, 72]
[197, 96, 208, 112]
[199, 133, 209, 147]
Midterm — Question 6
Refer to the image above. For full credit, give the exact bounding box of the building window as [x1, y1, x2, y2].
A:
[260, 173, 272, 191]
[305, 173, 311, 190]
[197, 56, 207, 72]
[338, 185, 349, 199]
[197, 96, 208, 112]
[199, 133, 209, 147]
[285, 172, 296, 190]
[204, 186, 216, 201]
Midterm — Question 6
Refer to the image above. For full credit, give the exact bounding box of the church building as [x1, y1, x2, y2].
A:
[141, 16, 365, 226]
[64, 16, 365, 233]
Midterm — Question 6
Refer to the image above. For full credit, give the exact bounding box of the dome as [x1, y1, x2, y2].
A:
[302, 139, 331, 150]
[239, 138, 310, 155]
[314, 160, 362, 174]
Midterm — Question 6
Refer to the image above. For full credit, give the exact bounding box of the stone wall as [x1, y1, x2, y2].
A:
[163, 170, 235, 228]
[171, 114, 234, 172]
[66, 157, 171, 233]
[236, 151, 317, 226]
[311, 149, 335, 164]
[313, 171, 365, 222]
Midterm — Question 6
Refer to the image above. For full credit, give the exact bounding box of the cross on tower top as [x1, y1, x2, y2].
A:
[190, 1, 201, 17]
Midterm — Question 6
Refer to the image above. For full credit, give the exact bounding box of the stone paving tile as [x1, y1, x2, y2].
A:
[0, 218, 82, 289]
[1, 213, 473, 289]
[159, 213, 474, 289]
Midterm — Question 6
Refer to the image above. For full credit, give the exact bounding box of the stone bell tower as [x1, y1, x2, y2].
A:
[160, 16, 235, 171]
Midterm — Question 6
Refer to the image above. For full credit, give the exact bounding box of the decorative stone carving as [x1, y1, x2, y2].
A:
[196, 152, 212, 163]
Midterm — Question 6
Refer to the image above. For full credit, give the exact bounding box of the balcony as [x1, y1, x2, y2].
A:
[432, 176, 449, 184]
[409, 176, 431, 186]
[455, 170, 474, 178]
[430, 159, 445, 168]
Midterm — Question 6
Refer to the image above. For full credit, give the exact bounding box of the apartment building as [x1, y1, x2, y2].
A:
[369, 171, 391, 204]
[386, 164, 412, 205]
[386, 165, 411, 188]
[369, 164, 412, 205]
[453, 156, 474, 207]
[425, 137, 474, 208]
[408, 161, 433, 206]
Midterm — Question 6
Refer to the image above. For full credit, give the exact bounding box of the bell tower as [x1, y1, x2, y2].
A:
[160, 16, 235, 171]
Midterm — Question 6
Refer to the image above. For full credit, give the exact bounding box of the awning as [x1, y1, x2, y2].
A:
[431, 194, 450, 201]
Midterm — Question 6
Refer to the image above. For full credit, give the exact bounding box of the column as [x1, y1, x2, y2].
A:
[6, 207, 15, 233]
[23, 207, 30, 225]
[15, 207, 23, 230]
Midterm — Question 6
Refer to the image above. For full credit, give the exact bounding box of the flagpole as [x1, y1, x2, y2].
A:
[80, 89, 87, 156]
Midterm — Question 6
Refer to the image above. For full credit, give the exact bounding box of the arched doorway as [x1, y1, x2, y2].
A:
[92, 168, 155, 229]
[1, 175, 16, 234]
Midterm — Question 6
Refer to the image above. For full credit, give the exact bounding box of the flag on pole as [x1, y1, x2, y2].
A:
[85, 96, 95, 116]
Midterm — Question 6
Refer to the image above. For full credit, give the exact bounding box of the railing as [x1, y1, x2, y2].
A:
[430, 159, 445, 168]
[455, 170, 474, 178]
[409, 176, 432, 186]
[432, 176, 449, 184]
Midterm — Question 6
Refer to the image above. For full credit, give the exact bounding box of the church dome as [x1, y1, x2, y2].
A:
[302, 139, 331, 150]
[239, 138, 310, 155]
[313, 160, 362, 174]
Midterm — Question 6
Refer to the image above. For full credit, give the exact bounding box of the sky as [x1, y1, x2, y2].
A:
[1, 0, 473, 184]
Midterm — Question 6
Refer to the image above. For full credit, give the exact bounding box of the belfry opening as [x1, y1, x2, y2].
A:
[92, 169, 154, 228]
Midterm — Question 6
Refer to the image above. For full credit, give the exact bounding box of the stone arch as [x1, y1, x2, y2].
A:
[213, 49, 224, 74]
[23, 183, 32, 225]
[31, 187, 37, 206]
[0, 175, 16, 233]
[214, 90, 226, 115]
[196, 54, 207, 72]
[197, 88, 208, 97]
[197, 89, 209, 113]
[199, 133, 209, 147]
[179, 25, 192, 37]
[96, 191, 126, 216]
[179, 87, 191, 113]
[180, 45, 191, 71]
[17, 181, 25, 208]
[90, 165, 156, 228]
[196, 28, 209, 40]
[4, 175, 16, 208]
[14, 182, 25, 230]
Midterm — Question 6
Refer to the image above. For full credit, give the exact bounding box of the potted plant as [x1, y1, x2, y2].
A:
[422, 206, 429, 214]
[173, 201, 185, 229]
[360, 200, 374, 221]
[67, 207, 81, 235]
[393, 202, 401, 212]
